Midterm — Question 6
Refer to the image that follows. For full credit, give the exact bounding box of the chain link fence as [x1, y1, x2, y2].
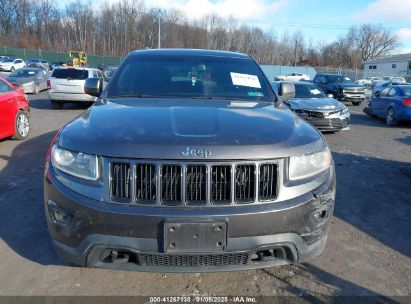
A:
[0, 47, 123, 68]
[314, 66, 411, 81]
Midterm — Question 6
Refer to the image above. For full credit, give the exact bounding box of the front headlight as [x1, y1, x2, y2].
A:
[341, 107, 349, 115]
[51, 146, 99, 180]
[289, 148, 332, 181]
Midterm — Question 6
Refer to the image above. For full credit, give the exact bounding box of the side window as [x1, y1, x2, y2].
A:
[15, 59, 22, 64]
[313, 75, 319, 83]
[388, 88, 397, 97]
[379, 88, 390, 97]
[0, 80, 13, 94]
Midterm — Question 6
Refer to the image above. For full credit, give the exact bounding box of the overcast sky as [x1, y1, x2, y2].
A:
[62, 0, 411, 54]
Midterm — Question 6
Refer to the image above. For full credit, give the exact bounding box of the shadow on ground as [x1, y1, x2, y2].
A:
[28, 96, 91, 110]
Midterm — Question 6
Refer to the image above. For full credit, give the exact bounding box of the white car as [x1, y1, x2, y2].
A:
[0, 58, 26, 72]
[275, 73, 310, 81]
[356, 77, 382, 86]
[48, 67, 107, 109]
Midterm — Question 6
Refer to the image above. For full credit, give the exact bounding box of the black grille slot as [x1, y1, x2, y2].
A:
[110, 162, 131, 202]
[259, 164, 278, 200]
[137, 253, 248, 267]
[235, 165, 255, 203]
[185, 165, 206, 204]
[136, 164, 156, 203]
[161, 165, 182, 204]
[211, 165, 231, 204]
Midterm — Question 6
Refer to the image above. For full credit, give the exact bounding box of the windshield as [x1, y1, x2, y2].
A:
[2, 58, 13, 63]
[294, 83, 326, 98]
[9, 69, 39, 78]
[107, 55, 275, 102]
[327, 75, 353, 83]
[52, 68, 89, 80]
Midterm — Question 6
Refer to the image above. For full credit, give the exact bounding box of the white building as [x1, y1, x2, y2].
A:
[363, 53, 411, 77]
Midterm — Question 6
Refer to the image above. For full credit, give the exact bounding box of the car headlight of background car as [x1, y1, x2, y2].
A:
[341, 107, 349, 115]
[51, 146, 99, 180]
[289, 148, 332, 181]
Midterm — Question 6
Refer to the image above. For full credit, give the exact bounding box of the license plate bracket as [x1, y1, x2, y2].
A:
[164, 221, 227, 253]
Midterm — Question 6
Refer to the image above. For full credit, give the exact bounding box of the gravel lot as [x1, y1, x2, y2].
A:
[0, 83, 410, 299]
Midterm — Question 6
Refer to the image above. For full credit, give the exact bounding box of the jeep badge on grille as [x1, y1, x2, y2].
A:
[181, 147, 211, 158]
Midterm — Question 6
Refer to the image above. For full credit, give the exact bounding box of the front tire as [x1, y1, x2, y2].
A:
[386, 108, 398, 126]
[12, 111, 30, 140]
[10, 67, 15, 72]
[51, 100, 63, 109]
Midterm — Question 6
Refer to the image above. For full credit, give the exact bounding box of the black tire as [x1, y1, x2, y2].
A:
[51, 100, 63, 109]
[352, 100, 362, 106]
[12, 110, 30, 140]
[10, 67, 15, 72]
[386, 107, 398, 126]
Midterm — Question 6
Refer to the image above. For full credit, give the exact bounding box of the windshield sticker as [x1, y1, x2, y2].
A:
[344, 77, 351, 81]
[29, 71, 35, 75]
[310, 89, 321, 94]
[230, 72, 261, 88]
[248, 92, 264, 97]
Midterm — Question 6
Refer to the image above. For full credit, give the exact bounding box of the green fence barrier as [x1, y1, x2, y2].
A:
[0, 47, 123, 68]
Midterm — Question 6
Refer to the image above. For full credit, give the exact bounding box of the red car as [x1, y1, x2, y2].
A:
[0, 77, 30, 140]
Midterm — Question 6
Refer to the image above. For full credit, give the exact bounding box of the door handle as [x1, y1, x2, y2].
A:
[7, 100, 13, 103]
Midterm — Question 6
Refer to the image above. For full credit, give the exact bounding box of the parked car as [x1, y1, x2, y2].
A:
[313, 73, 366, 106]
[6, 67, 49, 94]
[275, 81, 350, 132]
[26, 59, 50, 70]
[369, 84, 411, 125]
[0, 77, 30, 140]
[0, 58, 25, 72]
[382, 76, 406, 83]
[48, 67, 106, 109]
[0, 56, 11, 62]
[44, 49, 335, 272]
[356, 77, 382, 86]
[104, 67, 118, 82]
[275, 73, 310, 81]
[49, 61, 65, 70]
[371, 81, 410, 96]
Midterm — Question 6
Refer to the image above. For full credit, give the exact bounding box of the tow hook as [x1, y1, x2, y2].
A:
[109, 250, 130, 264]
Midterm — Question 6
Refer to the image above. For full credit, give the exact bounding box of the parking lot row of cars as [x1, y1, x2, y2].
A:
[273, 72, 411, 128]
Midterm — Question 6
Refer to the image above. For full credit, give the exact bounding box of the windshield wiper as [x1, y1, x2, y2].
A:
[108, 94, 173, 99]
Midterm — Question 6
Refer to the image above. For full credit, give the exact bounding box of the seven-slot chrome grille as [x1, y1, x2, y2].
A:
[109, 161, 278, 206]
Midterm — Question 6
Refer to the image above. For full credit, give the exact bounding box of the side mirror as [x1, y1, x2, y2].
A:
[279, 82, 295, 100]
[84, 77, 103, 97]
[327, 93, 334, 98]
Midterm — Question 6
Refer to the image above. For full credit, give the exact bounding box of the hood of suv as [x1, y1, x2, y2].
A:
[58, 98, 325, 160]
[333, 83, 365, 90]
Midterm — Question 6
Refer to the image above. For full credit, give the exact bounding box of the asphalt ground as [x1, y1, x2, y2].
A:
[0, 79, 410, 300]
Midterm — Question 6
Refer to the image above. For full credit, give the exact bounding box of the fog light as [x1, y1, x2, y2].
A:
[312, 208, 328, 222]
[48, 200, 72, 225]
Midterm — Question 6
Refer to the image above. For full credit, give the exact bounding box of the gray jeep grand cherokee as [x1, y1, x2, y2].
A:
[44, 49, 335, 272]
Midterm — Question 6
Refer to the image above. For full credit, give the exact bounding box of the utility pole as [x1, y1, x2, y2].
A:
[157, 9, 161, 49]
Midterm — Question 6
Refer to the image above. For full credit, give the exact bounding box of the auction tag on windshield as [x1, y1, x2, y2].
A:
[29, 71, 35, 75]
[230, 72, 261, 88]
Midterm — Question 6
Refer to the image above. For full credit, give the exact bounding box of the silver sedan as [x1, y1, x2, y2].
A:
[6, 68, 49, 94]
